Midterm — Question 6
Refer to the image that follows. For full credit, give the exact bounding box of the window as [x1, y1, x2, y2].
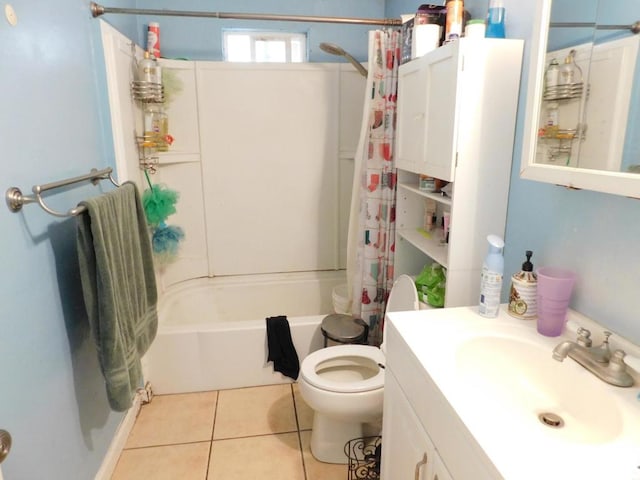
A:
[223, 31, 307, 63]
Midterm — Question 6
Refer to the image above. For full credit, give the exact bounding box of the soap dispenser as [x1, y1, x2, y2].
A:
[508, 250, 537, 319]
[478, 234, 504, 318]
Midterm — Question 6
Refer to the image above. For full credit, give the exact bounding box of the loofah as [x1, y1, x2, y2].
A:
[143, 184, 180, 226]
[151, 223, 185, 265]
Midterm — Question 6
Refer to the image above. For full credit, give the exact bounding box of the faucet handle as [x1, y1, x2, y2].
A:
[607, 350, 635, 387]
[609, 350, 627, 371]
[576, 327, 592, 347]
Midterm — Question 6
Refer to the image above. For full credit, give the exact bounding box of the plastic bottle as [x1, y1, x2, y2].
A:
[559, 51, 582, 86]
[147, 22, 161, 58]
[485, 0, 506, 39]
[478, 234, 504, 318]
[545, 59, 560, 90]
[545, 102, 559, 138]
[137, 51, 162, 86]
[445, 0, 464, 43]
[508, 250, 537, 319]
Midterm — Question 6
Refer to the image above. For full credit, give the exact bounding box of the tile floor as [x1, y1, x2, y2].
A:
[111, 384, 347, 480]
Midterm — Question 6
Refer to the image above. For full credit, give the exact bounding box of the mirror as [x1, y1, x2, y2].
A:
[520, 0, 640, 198]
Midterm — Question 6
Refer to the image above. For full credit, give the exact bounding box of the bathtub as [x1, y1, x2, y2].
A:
[143, 271, 345, 394]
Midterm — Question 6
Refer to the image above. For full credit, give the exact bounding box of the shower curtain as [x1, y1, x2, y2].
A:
[346, 29, 401, 346]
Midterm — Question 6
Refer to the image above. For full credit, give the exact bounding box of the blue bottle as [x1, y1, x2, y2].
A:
[485, 0, 506, 39]
[479, 235, 505, 318]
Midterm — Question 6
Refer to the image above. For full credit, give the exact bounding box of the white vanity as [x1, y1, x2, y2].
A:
[381, 306, 640, 479]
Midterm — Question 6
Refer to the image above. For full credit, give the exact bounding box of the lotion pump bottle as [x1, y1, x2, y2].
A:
[508, 250, 537, 319]
[478, 234, 504, 318]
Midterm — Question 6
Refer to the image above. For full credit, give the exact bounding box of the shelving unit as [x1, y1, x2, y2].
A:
[394, 38, 524, 308]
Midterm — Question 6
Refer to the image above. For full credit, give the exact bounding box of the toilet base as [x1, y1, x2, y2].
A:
[309, 412, 365, 464]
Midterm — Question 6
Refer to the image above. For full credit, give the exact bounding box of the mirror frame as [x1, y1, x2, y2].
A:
[520, 0, 640, 199]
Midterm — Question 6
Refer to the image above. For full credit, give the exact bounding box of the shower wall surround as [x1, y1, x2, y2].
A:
[101, 22, 366, 289]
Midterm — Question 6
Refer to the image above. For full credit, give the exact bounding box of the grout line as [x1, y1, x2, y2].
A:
[123, 440, 211, 451]
[291, 383, 309, 480]
[206, 390, 219, 479]
[212, 429, 301, 442]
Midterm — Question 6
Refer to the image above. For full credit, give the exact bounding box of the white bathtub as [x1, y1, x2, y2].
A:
[143, 271, 345, 394]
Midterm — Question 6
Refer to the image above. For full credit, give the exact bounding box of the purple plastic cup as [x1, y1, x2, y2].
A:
[536, 267, 576, 337]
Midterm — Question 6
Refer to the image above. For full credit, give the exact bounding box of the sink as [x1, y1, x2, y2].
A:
[387, 306, 640, 479]
[456, 335, 624, 444]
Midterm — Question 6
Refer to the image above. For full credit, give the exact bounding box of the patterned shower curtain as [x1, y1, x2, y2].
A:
[350, 29, 401, 346]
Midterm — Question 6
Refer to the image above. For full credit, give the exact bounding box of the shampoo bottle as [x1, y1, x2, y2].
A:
[478, 234, 504, 318]
[508, 250, 537, 319]
[485, 0, 506, 38]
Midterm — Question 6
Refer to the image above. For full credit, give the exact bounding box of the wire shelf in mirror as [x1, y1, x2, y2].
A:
[543, 81, 586, 101]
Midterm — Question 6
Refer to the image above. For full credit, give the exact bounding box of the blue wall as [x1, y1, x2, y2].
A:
[501, 0, 640, 345]
[0, 1, 131, 478]
[1, 0, 639, 478]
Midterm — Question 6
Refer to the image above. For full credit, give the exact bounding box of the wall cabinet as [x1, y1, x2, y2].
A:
[394, 39, 524, 307]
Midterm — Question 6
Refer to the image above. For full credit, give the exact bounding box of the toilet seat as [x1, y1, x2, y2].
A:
[300, 345, 385, 394]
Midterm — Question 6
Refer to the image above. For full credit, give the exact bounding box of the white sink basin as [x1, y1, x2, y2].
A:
[456, 335, 624, 444]
[387, 306, 640, 480]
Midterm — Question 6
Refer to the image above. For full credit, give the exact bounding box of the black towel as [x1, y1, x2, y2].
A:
[266, 316, 300, 380]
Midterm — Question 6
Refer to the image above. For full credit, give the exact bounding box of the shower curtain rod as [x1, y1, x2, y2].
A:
[90, 2, 402, 26]
[550, 21, 640, 34]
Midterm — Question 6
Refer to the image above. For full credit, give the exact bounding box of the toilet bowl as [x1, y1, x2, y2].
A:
[298, 275, 419, 464]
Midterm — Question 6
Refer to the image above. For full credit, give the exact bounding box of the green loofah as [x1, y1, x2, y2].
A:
[142, 184, 180, 226]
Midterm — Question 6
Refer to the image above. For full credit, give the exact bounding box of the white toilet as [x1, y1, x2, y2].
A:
[298, 275, 419, 463]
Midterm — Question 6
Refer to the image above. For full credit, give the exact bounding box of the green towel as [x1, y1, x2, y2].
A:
[76, 182, 158, 412]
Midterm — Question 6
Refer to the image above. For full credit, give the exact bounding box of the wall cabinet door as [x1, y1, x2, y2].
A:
[381, 372, 437, 480]
[396, 43, 460, 182]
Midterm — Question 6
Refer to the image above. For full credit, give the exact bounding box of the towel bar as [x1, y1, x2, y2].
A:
[5, 167, 120, 217]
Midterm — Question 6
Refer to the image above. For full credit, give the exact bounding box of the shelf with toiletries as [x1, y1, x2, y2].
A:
[393, 38, 524, 308]
[397, 180, 452, 208]
[396, 170, 451, 270]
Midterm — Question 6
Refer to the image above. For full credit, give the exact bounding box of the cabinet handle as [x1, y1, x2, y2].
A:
[414, 452, 428, 480]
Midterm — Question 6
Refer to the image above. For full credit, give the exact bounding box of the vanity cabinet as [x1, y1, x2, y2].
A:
[381, 371, 453, 480]
[382, 311, 503, 480]
[394, 39, 524, 307]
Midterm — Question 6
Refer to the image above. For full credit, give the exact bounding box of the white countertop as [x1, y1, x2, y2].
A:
[386, 305, 640, 480]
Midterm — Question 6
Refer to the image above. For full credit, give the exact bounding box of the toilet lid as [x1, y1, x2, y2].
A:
[301, 345, 385, 393]
[386, 274, 419, 313]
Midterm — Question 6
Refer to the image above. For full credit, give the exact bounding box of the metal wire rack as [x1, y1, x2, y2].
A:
[344, 436, 381, 480]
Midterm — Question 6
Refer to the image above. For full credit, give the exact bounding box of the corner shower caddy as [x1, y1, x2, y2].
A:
[131, 49, 168, 174]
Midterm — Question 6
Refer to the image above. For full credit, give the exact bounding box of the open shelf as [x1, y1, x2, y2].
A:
[396, 227, 449, 268]
[398, 182, 452, 207]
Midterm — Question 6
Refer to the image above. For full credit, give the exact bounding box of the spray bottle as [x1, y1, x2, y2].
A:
[478, 234, 504, 318]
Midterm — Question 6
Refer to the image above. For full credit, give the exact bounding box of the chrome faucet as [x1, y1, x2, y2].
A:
[552, 328, 634, 387]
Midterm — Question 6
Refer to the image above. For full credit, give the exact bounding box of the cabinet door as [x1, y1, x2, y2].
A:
[433, 454, 454, 480]
[396, 60, 427, 173]
[381, 372, 436, 480]
[396, 44, 461, 182]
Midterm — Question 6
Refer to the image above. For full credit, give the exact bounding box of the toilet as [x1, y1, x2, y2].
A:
[298, 275, 419, 463]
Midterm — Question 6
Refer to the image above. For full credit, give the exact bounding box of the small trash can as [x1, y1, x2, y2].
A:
[321, 314, 368, 347]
